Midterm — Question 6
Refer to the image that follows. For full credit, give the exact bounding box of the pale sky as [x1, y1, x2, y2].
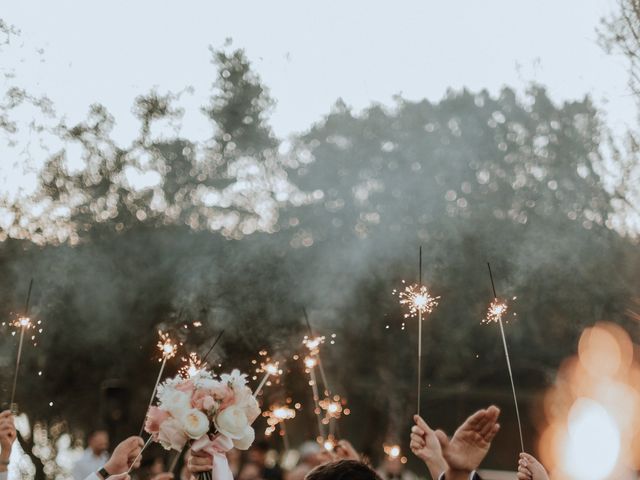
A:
[0, 0, 635, 195]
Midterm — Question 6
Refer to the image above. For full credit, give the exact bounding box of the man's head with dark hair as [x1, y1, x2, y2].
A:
[305, 460, 381, 480]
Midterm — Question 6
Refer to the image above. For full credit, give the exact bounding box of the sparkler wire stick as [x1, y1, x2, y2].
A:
[10, 279, 34, 410]
[139, 357, 168, 437]
[253, 371, 272, 398]
[308, 366, 325, 439]
[417, 247, 423, 416]
[487, 262, 524, 454]
[201, 330, 225, 364]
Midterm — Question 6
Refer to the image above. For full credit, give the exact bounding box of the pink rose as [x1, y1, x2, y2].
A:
[145, 406, 170, 436]
[212, 385, 235, 410]
[158, 417, 188, 451]
[192, 389, 216, 410]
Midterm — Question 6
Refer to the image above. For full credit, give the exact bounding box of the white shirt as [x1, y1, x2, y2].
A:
[0, 470, 100, 480]
[72, 448, 109, 480]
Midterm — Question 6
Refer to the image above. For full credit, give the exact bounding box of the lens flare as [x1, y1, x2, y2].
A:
[563, 398, 621, 480]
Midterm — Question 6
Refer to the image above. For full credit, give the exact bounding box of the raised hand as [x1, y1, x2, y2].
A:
[437, 406, 500, 473]
[334, 440, 360, 461]
[410, 414, 447, 479]
[517, 453, 549, 480]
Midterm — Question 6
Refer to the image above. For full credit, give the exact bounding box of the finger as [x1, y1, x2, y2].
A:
[435, 430, 449, 450]
[485, 405, 500, 423]
[464, 409, 487, 429]
[0, 411, 12, 419]
[411, 425, 426, 435]
[190, 449, 212, 459]
[410, 433, 425, 444]
[485, 423, 500, 443]
[413, 415, 434, 434]
[410, 437, 425, 449]
[520, 453, 537, 464]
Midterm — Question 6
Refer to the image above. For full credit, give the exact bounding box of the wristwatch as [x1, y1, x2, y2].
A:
[97, 467, 111, 479]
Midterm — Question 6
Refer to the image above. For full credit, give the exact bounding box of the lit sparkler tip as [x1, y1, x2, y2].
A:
[483, 298, 509, 324]
[304, 357, 317, 369]
[157, 330, 177, 359]
[394, 282, 440, 317]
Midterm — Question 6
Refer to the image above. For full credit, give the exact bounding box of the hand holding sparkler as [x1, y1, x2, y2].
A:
[104, 436, 145, 477]
[410, 415, 447, 479]
[0, 410, 17, 472]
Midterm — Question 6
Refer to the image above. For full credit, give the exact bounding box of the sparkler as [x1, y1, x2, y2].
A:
[139, 330, 177, 436]
[485, 263, 524, 454]
[253, 361, 281, 398]
[264, 405, 296, 451]
[393, 247, 440, 416]
[9, 279, 34, 412]
[304, 355, 325, 439]
[179, 330, 225, 379]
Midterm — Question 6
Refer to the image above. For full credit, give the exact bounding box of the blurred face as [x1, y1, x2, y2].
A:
[384, 459, 402, 475]
[89, 431, 109, 455]
[238, 463, 262, 480]
[247, 448, 266, 466]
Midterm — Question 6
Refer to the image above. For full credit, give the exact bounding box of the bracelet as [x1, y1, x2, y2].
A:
[98, 467, 111, 479]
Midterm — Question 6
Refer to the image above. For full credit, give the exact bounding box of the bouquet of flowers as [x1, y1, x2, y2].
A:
[144, 369, 261, 480]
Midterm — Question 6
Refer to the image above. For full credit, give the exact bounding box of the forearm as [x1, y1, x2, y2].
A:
[0, 447, 11, 474]
[424, 457, 447, 480]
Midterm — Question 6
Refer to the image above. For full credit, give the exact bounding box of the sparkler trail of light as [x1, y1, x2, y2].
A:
[139, 331, 177, 436]
[9, 279, 34, 411]
[486, 262, 524, 454]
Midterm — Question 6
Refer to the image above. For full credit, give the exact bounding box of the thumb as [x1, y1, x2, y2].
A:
[435, 430, 449, 449]
[414, 415, 434, 434]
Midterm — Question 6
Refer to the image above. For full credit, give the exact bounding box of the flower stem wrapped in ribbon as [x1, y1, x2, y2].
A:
[144, 369, 261, 480]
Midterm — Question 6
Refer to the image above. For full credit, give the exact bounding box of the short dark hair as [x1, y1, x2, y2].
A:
[306, 460, 381, 480]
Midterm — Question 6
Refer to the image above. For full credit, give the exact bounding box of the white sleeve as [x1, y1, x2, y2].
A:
[84, 473, 101, 480]
[0, 470, 7, 480]
[437, 472, 478, 480]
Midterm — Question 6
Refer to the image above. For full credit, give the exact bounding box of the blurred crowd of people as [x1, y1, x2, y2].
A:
[0, 407, 548, 480]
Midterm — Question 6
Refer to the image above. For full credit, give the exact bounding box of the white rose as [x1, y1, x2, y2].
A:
[182, 409, 210, 439]
[232, 426, 255, 450]
[239, 393, 261, 424]
[160, 389, 192, 419]
[157, 418, 188, 451]
[214, 405, 249, 439]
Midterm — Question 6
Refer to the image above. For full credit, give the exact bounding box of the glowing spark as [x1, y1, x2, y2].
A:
[323, 437, 337, 452]
[303, 335, 325, 355]
[180, 352, 206, 378]
[483, 299, 508, 324]
[304, 357, 317, 369]
[253, 359, 282, 397]
[157, 330, 177, 360]
[393, 281, 440, 318]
